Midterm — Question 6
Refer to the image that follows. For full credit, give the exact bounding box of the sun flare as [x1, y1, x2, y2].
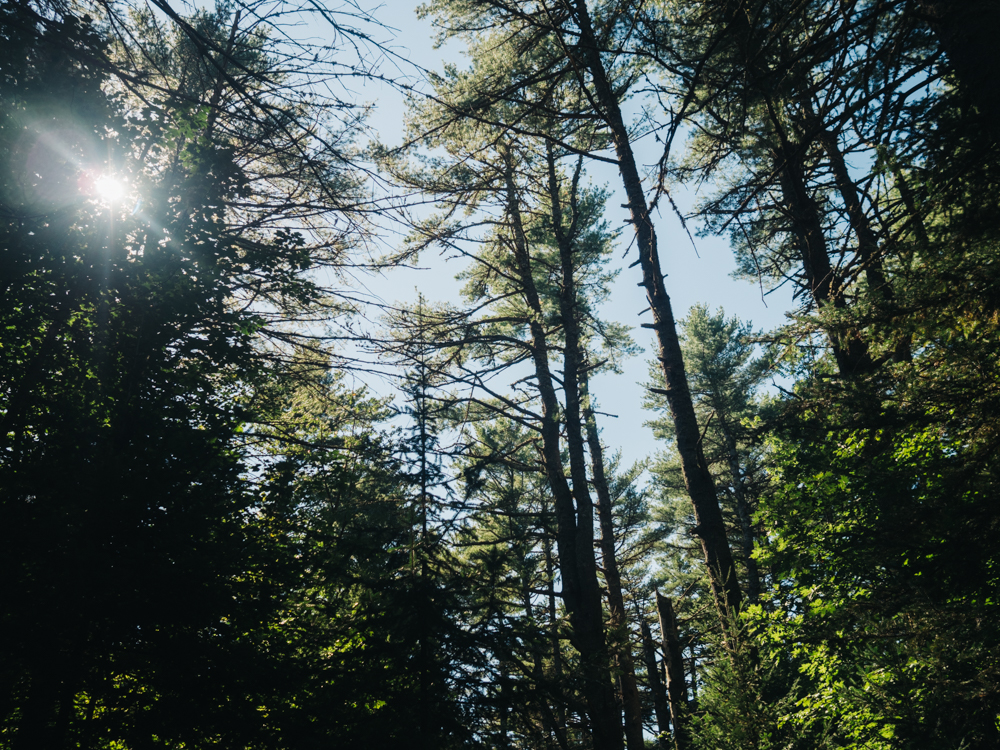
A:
[93, 174, 126, 203]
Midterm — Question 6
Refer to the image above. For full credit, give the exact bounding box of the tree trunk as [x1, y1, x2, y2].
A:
[714, 412, 760, 603]
[522, 538, 570, 750]
[656, 592, 691, 750]
[503, 156, 622, 750]
[725, 0, 874, 376]
[549, 155, 627, 750]
[767, 122, 872, 376]
[641, 620, 672, 750]
[542, 499, 571, 749]
[918, 0, 1000, 144]
[570, 0, 743, 624]
[815, 128, 889, 297]
[580, 371, 645, 750]
[816, 126, 914, 364]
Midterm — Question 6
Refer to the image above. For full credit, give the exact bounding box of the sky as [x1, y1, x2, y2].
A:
[337, 1, 796, 468]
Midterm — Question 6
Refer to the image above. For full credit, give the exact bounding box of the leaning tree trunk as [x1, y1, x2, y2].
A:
[570, 0, 742, 622]
[731, 6, 875, 377]
[766, 114, 873, 376]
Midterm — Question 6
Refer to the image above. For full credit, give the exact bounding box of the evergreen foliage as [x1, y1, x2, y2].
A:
[3, 0, 1000, 748]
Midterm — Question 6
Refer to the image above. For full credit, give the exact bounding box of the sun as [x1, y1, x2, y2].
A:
[93, 173, 127, 203]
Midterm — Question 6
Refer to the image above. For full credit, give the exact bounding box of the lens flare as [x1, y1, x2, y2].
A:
[93, 174, 126, 203]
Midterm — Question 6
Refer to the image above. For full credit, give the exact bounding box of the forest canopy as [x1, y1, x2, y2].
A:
[1, 0, 998, 749]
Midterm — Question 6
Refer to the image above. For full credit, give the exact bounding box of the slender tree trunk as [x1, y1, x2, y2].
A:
[538, 153, 622, 747]
[570, 0, 742, 624]
[498, 660, 511, 750]
[815, 128, 889, 297]
[722, 0, 874, 376]
[641, 620, 672, 750]
[522, 551, 567, 750]
[542, 501, 571, 748]
[503, 155, 622, 750]
[580, 371, 645, 750]
[13, 645, 79, 750]
[816, 126, 915, 364]
[203, 9, 241, 141]
[891, 162, 930, 254]
[766, 121, 872, 375]
[656, 592, 691, 750]
[13, 674, 56, 750]
[715, 412, 760, 603]
[688, 644, 698, 708]
[1, 298, 74, 451]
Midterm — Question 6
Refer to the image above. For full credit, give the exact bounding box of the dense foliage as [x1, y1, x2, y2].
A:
[0, 1, 462, 746]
